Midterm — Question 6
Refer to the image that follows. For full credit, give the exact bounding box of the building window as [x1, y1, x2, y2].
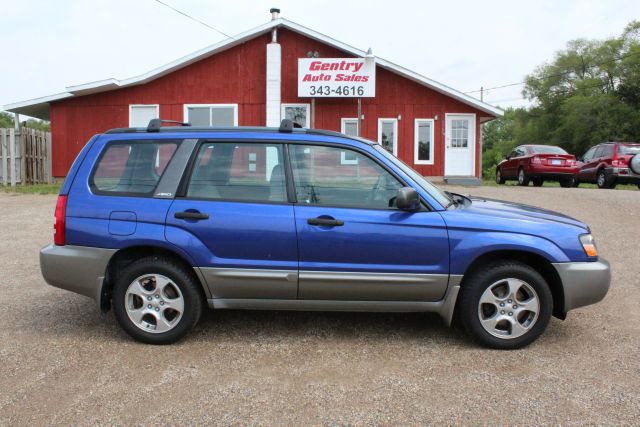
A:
[450, 119, 469, 148]
[414, 119, 435, 165]
[129, 104, 159, 127]
[378, 119, 398, 156]
[281, 104, 310, 128]
[184, 104, 238, 126]
[340, 118, 359, 165]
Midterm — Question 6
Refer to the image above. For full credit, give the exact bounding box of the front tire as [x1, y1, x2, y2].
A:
[458, 261, 552, 349]
[496, 168, 505, 184]
[517, 168, 530, 186]
[112, 257, 203, 344]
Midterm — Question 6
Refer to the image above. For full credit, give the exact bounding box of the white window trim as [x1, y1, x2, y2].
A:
[129, 104, 159, 127]
[340, 118, 359, 165]
[183, 104, 239, 126]
[377, 118, 398, 156]
[414, 118, 435, 165]
[281, 103, 310, 128]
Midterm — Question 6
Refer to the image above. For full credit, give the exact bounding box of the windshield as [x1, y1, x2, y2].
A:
[619, 144, 640, 155]
[530, 145, 567, 154]
[373, 144, 452, 208]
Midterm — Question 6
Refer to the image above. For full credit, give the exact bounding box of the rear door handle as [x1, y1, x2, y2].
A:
[307, 217, 344, 227]
[174, 211, 209, 220]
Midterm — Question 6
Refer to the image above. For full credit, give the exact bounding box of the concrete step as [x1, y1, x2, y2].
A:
[443, 176, 482, 186]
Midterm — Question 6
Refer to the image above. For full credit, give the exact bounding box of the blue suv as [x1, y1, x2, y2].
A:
[40, 119, 610, 349]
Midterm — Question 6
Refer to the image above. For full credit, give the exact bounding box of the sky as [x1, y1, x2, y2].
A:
[1, 0, 639, 118]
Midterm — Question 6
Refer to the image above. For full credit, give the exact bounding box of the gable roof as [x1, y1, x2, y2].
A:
[3, 17, 503, 120]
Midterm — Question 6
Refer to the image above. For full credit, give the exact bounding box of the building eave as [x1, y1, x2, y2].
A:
[3, 17, 503, 120]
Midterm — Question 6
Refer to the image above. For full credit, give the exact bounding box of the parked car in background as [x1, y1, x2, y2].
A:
[496, 145, 578, 187]
[576, 142, 640, 189]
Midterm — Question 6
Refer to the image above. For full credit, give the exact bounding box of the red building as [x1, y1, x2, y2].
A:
[5, 10, 502, 179]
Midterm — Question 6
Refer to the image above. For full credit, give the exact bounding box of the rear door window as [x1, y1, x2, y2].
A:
[186, 142, 286, 202]
[91, 140, 179, 196]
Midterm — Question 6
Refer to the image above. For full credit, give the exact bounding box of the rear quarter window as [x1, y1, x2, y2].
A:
[91, 140, 179, 196]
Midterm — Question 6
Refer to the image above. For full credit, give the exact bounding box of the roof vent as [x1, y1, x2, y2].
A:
[270, 8, 280, 20]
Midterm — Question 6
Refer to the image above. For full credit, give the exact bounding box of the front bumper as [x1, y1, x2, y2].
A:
[553, 258, 611, 312]
[40, 244, 116, 303]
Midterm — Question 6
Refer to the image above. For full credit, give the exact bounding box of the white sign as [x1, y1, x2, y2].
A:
[298, 58, 376, 97]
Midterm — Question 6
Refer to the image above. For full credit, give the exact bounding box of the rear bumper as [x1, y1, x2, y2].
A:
[553, 258, 611, 312]
[40, 244, 116, 302]
[606, 167, 640, 184]
[528, 165, 578, 179]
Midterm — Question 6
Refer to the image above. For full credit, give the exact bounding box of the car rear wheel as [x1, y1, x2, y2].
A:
[517, 168, 529, 186]
[597, 170, 615, 189]
[496, 169, 505, 185]
[458, 261, 552, 349]
[532, 178, 544, 187]
[113, 256, 203, 344]
[560, 177, 575, 188]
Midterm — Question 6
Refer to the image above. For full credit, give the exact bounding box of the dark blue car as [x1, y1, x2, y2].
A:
[40, 119, 610, 349]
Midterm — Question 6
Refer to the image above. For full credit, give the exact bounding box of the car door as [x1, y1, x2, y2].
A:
[504, 147, 525, 178]
[166, 140, 299, 300]
[289, 143, 450, 302]
[580, 146, 602, 181]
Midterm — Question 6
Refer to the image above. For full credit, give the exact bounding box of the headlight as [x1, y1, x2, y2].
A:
[580, 234, 598, 257]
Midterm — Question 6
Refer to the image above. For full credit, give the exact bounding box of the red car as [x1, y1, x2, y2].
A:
[496, 145, 578, 187]
[576, 142, 640, 189]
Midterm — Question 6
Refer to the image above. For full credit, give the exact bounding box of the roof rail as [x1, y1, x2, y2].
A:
[147, 118, 191, 132]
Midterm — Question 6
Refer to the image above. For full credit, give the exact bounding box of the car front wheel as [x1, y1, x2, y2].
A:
[458, 261, 552, 349]
[112, 257, 203, 344]
[496, 169, 505, 185]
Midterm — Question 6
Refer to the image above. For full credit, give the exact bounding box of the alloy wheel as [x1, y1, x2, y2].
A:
[125, 274, 185, 333]
[477, 278, 540, 339]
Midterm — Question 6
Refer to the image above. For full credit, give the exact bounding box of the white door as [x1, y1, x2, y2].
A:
[444, 114, 476, 176]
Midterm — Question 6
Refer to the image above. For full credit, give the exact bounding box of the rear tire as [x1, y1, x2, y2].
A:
[517, 168, 530, 186]
[112, 256, 203, 345]
[559, 177, 575, 188]
[597, 169, 615, 189]
[532, 178, 543, 187]
[458, 261, 552, 350]
[496, 168, 505, 185]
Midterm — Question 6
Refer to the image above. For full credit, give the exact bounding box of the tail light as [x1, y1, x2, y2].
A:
[567, 159, 576, 165]
[54, 195, 68, 246]
[612, 158, 627, 167]
[531, 156, 542, 164]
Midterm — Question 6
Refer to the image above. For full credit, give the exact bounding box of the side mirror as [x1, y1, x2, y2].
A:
[396, 187, 420, 211]
[506, 155, 511, 160]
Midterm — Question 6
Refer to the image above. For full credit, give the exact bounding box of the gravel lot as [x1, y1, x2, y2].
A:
[1, 186, 638, 425]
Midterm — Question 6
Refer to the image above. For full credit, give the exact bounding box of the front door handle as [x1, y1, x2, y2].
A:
[307, 217, 344, 227]
[174, 211, 209, 220]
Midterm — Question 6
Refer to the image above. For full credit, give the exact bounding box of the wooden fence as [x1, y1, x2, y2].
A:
[0, 128, 52, 185]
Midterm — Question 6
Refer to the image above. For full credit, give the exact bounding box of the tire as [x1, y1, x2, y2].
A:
[517, 168, 530, 186]
[458, 261, 553, 350]
[532, 178, 544, 187]
[596, 169, 614, 189]
[496, 168, 505, 185]
[559, 177, 575, 188]
[112, 256, 203, 344]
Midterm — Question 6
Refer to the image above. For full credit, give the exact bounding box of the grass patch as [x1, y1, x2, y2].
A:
[0, 183, 61, 195]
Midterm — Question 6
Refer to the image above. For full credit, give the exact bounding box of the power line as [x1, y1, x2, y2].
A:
[151, 0, 233, 39]
[467, 50, 640, 95]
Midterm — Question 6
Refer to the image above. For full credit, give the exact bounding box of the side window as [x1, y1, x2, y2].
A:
[186, 142, 286, 202]
[289, 145, 403, 209]
[91, 140, 178, 195]
[601, 145, 614, 157]
[582, 147, 596, 161]
[515, 147, 526, 156]
[593, 146, 604, 158]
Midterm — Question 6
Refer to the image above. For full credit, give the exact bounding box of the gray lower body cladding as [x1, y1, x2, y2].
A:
[552, 258, 611, 312]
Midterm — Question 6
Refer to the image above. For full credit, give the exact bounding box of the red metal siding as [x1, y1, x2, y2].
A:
[50, 28, 493, 177]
